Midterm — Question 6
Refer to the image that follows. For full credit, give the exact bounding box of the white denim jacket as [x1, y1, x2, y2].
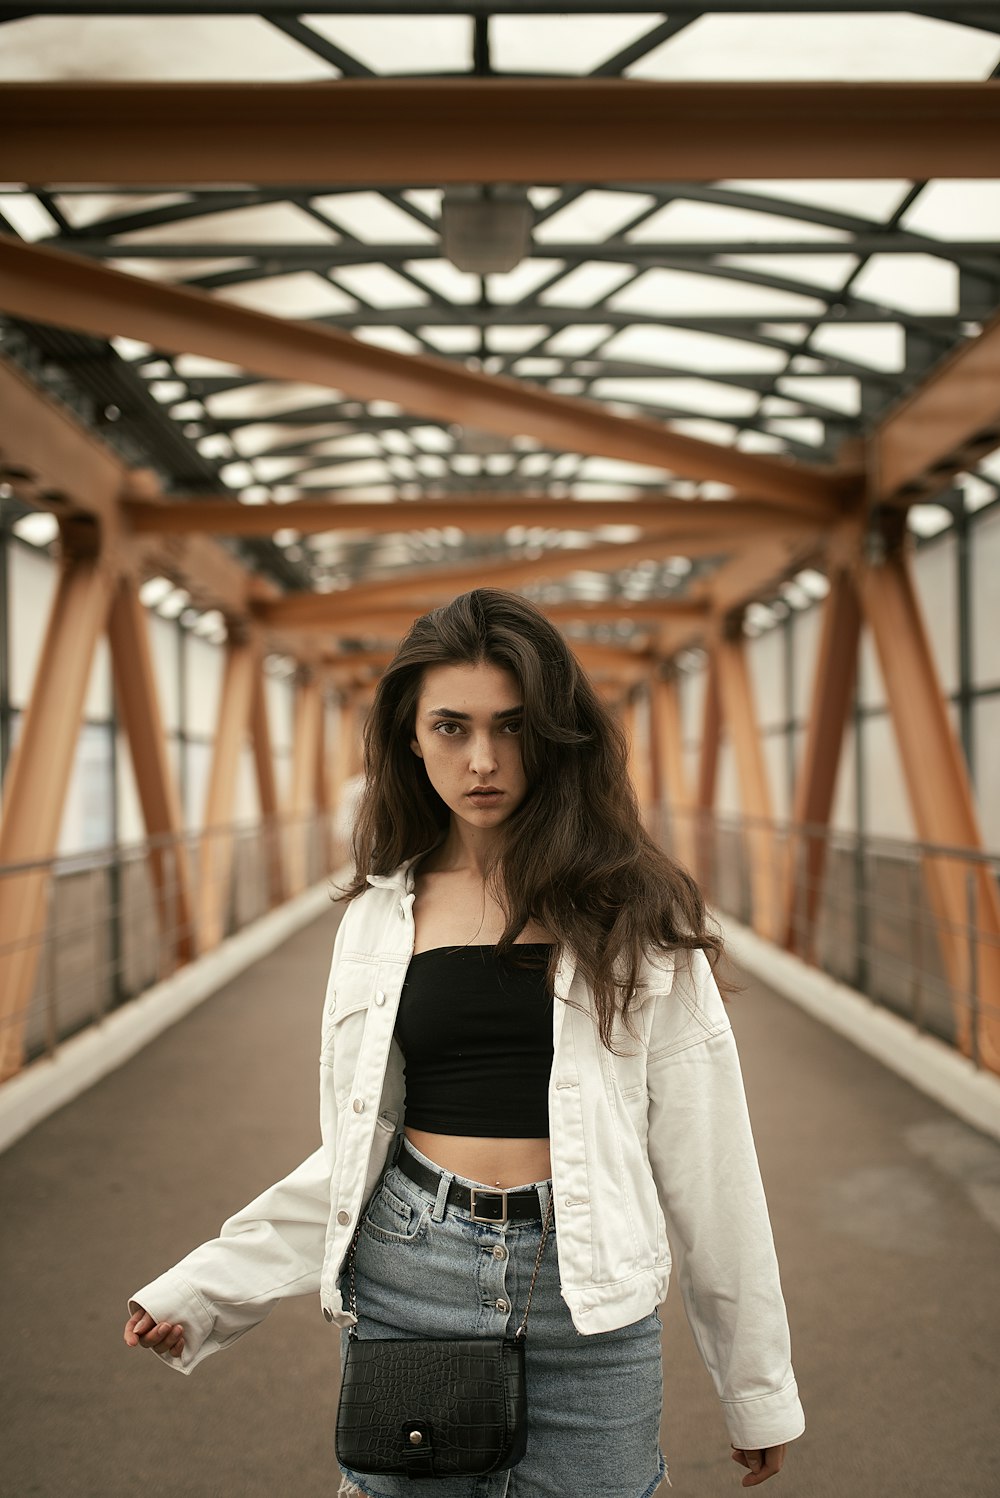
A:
[130, 853, 805, 1451]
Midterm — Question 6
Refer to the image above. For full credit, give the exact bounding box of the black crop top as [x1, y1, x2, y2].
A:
[393, 944, 555, 1137]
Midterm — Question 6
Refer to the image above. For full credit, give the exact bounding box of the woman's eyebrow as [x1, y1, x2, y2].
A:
[426, 706, 523, 720]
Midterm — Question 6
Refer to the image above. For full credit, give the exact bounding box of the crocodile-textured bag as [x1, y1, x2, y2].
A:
[335, 1190, 553, 1480]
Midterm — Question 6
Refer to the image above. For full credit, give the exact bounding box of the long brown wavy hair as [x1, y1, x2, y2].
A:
[337, 588, 730, 1052]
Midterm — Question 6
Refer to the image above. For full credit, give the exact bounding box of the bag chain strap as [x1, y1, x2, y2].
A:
[345, 1184, 555, 1343]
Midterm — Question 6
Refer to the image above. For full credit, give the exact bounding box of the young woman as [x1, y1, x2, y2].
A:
[125, 587, 805, 1496]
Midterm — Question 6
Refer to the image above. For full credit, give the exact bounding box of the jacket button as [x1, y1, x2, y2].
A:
[495, 1299, 509, 1313]
[374, 991, 386, 1006]
[353, 1098, 365, 1113]
[492, 1245, 507, 1261]
[323, 1307, 334, 1323]
[337, 1210, 351, 1225]
[327, 991, 336, 1015]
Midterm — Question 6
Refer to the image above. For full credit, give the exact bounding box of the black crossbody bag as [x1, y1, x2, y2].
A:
[335, 1187, 554, 1480]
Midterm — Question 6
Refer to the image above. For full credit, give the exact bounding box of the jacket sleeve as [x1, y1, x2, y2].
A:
[644, 947, 806, 1451]
[126, 909, 351, 1375]
[127, 1145, 332, 1375]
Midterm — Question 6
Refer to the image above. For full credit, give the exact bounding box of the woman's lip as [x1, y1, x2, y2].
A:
[467, 789, 503, 796]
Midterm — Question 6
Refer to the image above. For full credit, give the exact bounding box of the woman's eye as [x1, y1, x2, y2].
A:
[434, 721, 463, 735]
[503, 721, 523, 735]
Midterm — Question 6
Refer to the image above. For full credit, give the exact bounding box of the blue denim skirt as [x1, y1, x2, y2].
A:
[336, 1135, 669, 1498]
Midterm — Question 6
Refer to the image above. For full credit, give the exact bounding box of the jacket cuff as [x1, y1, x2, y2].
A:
[127, 1271, 216, 1376]
[722, 1378, 806, 1451]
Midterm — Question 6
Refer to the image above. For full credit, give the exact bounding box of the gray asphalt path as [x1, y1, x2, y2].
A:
[1, 908, 998, 1498]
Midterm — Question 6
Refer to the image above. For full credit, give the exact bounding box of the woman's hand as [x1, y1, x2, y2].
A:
[731, 1444, 786, 1486]
[124, 1306, 186, 1359]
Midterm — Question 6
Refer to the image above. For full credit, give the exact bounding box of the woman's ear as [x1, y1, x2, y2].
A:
[410, 738, 424, 759]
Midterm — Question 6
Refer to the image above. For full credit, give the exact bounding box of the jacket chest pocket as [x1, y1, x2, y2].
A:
[321, 957, 379, 1101]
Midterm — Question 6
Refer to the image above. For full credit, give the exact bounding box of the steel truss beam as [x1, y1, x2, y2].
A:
[4, 82, 1000, 181]
[121, 496, 835, 536]
[0, 552, 114, 1080]
[873, 304, 1000, 503]
[107, 575, 196, 966]
[0, 236, 841, 510]
[859, 542, 1000, 1071]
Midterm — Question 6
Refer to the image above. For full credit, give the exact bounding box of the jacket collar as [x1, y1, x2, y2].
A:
[365, 844, 438, 895]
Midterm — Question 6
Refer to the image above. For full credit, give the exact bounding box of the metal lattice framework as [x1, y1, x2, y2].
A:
[0, 2, 999, 1082]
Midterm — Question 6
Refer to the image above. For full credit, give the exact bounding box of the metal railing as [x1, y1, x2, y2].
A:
[656, 807, 1000, 1068]
[0, 813, 345, 1076]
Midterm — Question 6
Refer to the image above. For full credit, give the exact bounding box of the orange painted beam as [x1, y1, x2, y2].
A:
[651, 674, 696, 876]
[859, 547, 1000, 1073]
[249, 659, 285, 909]
[256, 522, 823, 629]
[287, 675, 324, 897]
[122, 495, 836, 536]
[695, 647, 722, 895]
[715, 630, 780, 940]
[200, 639, 256, 950]
[0, 236, 840, 511]
[0, 555, 115, 1079]
[782, 566, 861, 960]
[107, 577, 196, 967]
[872, 305, 1000, 503]
[4, 81, 999, 181]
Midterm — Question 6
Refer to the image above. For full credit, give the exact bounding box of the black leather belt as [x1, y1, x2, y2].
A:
[393, 1138, 547, 1223]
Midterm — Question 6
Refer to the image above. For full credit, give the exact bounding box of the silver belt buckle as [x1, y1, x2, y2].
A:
[469, 1186, 508, 1224]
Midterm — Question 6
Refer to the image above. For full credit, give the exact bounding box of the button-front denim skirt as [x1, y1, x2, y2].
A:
[336, 1135, 669, 1498]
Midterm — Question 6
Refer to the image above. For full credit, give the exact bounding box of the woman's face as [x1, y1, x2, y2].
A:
[410, 661, 528, 831]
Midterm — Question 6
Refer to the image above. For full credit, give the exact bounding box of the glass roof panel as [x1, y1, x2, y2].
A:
[539, 263, 636, 306]
[627, 13, 999, 81]
[299, 460, 390, 487]
[609, 268, 826, 318]
[545, 326, 615, 357]
[418, 326, 482, 353]
[333, 264, 429, 307]
[230, 423, 347, 459]
[214, 273, 357, 318]
[534, 191, 658, 244]
[353, 327, 425, 355]
[590, 377, 760, 418]
[900, 180, 1000, 240]
[720, 179, 914, 222]
[765, 417, 825, 447]
[487, 260, 566, 304]
[115, 203, 338, 247]
[108, 256, 252, 282]
[309, 434, 384, 459]
[302, 14, 471, 75]
[715, 253, 859, 292]
[736, 431, 787, 455]
[172, 355, 245, 379]
[205, 383, 342, 421]
[492, 14, 656, 76]
[52, 192, 192, 230]
[776, 376, 861, 416]
[0, 16, 337, 80]
[668, 418, 740, 445]
[626, 200, 851, 245]
[0, 192, 58, 241]
[600, 324, 787, 374]
[808, 323, 905, 373]
[404, 259, 481, 304]
[486, 326, 551, 353]
[312, 192, 436, 243]
[572, 458, 675, 486]
[850, 255, 959, 315]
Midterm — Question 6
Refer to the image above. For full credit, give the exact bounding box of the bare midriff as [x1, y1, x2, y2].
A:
[407, 852, 555, 1190]
[404, 1128, 552, 1189]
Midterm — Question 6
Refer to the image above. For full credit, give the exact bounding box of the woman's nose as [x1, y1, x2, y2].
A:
[468, 735, 499, 774]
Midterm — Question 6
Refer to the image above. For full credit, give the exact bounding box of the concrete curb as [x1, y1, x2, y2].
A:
[0, 875, 346, 1156]
[721, 912, 1000, 1145]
